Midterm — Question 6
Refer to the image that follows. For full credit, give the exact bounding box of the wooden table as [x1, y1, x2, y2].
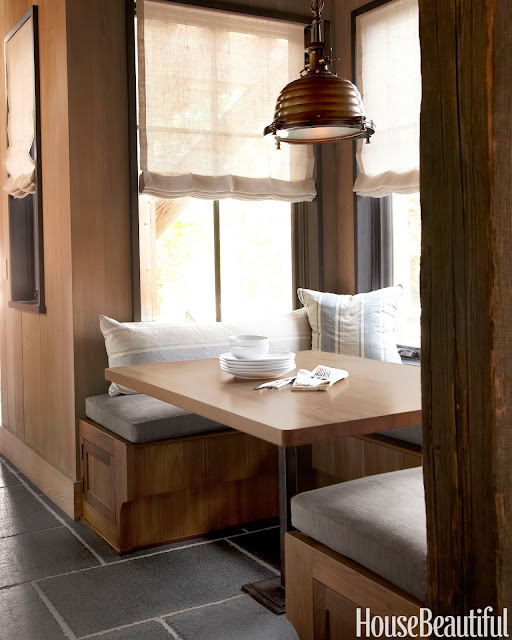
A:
[106, 350, 421, 613]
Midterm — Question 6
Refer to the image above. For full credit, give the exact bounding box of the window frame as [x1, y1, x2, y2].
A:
[126, 0, 323, 321]
[351, 0, 421, 362]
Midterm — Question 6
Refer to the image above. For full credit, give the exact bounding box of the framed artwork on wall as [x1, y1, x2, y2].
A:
[4, 5, 45, 313]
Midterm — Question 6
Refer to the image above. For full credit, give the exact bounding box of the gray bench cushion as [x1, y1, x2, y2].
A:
[379, 425, 423, 447]
[86, 394, 226, 443]
[291, 467, 426, 601]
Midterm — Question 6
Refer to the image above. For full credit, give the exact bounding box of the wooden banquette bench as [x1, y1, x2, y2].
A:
[286, 467, 426, 640]
[80, 310, 312, 553]
[80, 309, 423, 554]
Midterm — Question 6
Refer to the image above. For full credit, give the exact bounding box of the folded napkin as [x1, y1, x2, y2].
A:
[292, 365, 349, 391]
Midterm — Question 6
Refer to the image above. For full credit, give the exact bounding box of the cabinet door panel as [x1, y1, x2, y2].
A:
[313, 580, 358, 640]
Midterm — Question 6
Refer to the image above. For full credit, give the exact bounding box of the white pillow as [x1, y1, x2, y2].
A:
[100, 310, 312, 396]
[297, 286, 403, 363]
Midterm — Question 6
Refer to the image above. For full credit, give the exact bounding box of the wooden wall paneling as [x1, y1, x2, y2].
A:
[4, 311, 23, 435]
[66, 0, 133, 434]
[322, 0, 383, 295]
[0, 424, 80, 518]
[318, 0, 357, 295]
[419, 0, 512, 612]
[11, 314, 24, 439]
[0, 295, 8, 433]
[99, 0, 132, 327]
[21, 313, 43, 451]
[35, 0, 76, 481]
[0, 0, 132, 502]
[0, 0, 33, 438]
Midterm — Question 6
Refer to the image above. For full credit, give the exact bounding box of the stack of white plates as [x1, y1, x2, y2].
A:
[219, 352, 296, 379]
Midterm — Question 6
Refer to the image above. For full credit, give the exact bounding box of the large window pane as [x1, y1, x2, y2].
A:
[219, 199, 292, 321]
[156, 199, 216, 323]
[392, 192, 421, 346]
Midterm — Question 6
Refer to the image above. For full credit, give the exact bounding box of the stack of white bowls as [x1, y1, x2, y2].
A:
[219, 335, 296, 379]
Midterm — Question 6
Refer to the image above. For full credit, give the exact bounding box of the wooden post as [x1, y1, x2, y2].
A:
[419, 0, 512, 613]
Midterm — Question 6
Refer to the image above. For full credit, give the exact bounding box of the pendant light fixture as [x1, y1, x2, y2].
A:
[264, 0, 375, 146]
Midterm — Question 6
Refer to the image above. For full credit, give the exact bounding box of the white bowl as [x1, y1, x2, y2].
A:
[229, 335, 269, 360]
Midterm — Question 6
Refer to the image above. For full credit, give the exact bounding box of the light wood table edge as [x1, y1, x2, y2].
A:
[105, 368, 421, 448]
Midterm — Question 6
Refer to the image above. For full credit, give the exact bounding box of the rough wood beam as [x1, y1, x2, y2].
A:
[419, 0, 512, 612]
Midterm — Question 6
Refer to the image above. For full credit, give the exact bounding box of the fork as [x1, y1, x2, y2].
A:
[313, 365, 331, 380]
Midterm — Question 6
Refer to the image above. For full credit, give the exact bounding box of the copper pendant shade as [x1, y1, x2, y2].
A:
[264, 0, 375, 145]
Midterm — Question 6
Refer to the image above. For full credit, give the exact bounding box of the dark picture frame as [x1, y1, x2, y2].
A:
[4, 6, 45, 314]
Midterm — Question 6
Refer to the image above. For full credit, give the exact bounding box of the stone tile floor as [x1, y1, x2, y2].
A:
[0, 455, 299, 640]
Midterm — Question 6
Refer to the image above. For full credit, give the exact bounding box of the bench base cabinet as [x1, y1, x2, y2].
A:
[79, 418, 279, 553]
[286, 532, 423, 640]
[313, 434, 422, 487]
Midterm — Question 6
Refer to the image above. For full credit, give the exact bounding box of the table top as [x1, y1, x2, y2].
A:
[105, 351, 421, 447]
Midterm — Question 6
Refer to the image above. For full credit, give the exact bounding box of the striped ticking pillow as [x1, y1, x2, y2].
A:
[297, 286, 403, 363]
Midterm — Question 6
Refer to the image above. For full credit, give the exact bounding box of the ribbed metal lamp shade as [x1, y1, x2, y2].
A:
[268, 71, 372, 143]
[264, 1, 374, 145]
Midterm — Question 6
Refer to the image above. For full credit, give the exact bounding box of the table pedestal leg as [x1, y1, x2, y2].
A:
[242, 446, 298, 614]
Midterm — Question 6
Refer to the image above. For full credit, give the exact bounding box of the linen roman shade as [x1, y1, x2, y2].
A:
[3, 18, 36, 199]
[137, 1, 316, 202]
[353, 0, 420, 198]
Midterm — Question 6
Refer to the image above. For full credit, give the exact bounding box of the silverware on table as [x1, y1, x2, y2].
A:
[253, 377, 296, 390]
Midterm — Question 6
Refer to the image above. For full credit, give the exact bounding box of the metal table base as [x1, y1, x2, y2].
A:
[242, 446, 298, 615]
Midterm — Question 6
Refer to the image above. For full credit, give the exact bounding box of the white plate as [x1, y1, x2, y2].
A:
[220, 365, 295, 380]
[219, 351, 295, 364]
[221, 369, 295, 379]
[220, 361, 295, 371]
[220, 359, 295, 370]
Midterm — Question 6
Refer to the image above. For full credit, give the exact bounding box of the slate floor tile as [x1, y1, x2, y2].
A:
[0, 584, 66, 640]
[38, 493, 121, 562]
[0, 458, 43, 494]
[0, 462, 20, 489]
[165, 595, 299, 640]
[38, 541, 273, 637]
[91, 620, 174, 640]
[231, 528, 281, 570]
[0, 526, 100, 588]
[0, 485, 61, 538]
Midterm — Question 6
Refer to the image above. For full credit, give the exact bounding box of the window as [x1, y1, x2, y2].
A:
[134, 1, 314, 323]
[353, 0, 421, 350]
[140, 196, 292, 322]
[136, 1, 314, 202]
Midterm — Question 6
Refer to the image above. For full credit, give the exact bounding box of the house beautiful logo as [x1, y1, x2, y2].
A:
[356, 607, 509, 638]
